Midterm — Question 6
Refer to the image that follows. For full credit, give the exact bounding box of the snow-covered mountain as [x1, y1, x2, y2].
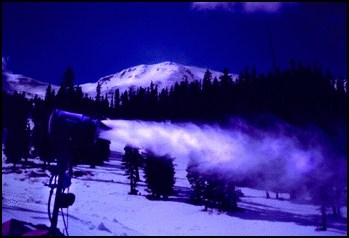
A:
[81, 61, 237, 98]
[2, 71, 60, 99]
[2, 62, 237, 99]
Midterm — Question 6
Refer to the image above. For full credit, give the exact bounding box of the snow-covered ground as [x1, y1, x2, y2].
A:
[2, 149, 347, 236]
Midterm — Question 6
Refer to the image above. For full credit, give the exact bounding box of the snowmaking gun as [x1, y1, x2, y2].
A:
[2, 109, 110, 236]
[44, 108, 110, 235]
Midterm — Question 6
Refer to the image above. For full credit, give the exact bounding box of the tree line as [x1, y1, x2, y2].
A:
[2, 66, 111, 170]
[108, 60, 346, 128]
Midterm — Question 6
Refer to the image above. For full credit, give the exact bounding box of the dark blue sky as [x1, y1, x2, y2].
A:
[2, 2, 347, 85]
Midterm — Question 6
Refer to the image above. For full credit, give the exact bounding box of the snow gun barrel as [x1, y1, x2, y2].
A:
[48, 108, 110, 139]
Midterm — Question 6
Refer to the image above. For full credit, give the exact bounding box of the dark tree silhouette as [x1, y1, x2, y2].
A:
[186, 157, 206, 205]
[122, 146, 140, 195]
[3, 91, 31, 167]
[144, 152, 175, 199]
[56, 66, 76, 111]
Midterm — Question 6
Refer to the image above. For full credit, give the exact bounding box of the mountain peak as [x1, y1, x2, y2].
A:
[2, 71, 60, 99]
[83, 62, 237, 99]
[3, 62, 239, 99]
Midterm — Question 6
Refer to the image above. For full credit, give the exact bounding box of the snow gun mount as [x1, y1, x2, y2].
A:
[45, 108, 110, 235]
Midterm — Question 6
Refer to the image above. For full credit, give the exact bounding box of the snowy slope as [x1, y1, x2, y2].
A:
[2, 151, 347, 236]
[2, 62, 237, 100]
[3, 62, 346, 100]
[2, 71, 60, 99]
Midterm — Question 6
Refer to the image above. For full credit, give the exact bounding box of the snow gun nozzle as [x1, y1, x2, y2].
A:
[48, 108, 111, 140]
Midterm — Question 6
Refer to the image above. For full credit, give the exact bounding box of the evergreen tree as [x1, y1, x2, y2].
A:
[22, 122, 31, 164]
[188, 80, 201, 120]
[122, 146, 140, 195]
[219, 67, 234, 113]
[211, 77, 220, 120]
[159, 87, 170, 120]
[149, 82, 160, 121]
[290, 59, 296, 76]
[4, 130, 22, 166]
[4, 91, 30, 167]
[61, 66, 75, 88]
[251, 65, 257, 82]
[111, 89, 120, 119]
[202, 70, 213, 120]
[144, 152, 175, 199]
[186, 157, 206, 205]
[32, 97, 53, 170]
[244, 66, 251, 83]
[75, 85, 83, 100]
[110, 91, 114, 109]
[96, 82, 101, 102]
[2, 90, 11, 131]
[56, 66, 76, 111]
[121, 91, 129, 119]
[170, 83, 180, 120]
[95, 138, 110, 165]
[45, 83, 52, 102]
[202, 70, 212, 93]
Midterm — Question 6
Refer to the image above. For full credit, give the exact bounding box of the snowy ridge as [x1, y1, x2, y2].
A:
[2, 71, 60, 99]
[2, 62, 237, 99]
[80, 61, 238, 98]
[5, 61, 345, 100]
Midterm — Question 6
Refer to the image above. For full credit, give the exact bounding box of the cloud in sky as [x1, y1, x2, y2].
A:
[191, 2, 296, 13]
[2, 55, 9, 72]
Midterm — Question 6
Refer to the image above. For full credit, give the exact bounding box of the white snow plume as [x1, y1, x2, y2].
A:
[100, 116, 345, 191]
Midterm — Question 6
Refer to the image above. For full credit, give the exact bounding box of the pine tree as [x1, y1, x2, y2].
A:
[159, 87, 170, 120]
[133, 148, 144, 181]
[144, 152, 175, 199]
[61, 66, 75, 88]
[202, 70, 213, 120]
[45, 83, 52, 102]
[111, 89, 120, 119]
[290, 59, 296, 76]
[32, 97, 53, 170]
[211, 77, 220, 120]
[2, 90, 11, 131]
[186, 157, 206, 205]
[96, 82, 101, 102]
[110, 91, 114, 109]
[202, 70, 212, 94]
[76, 85, 83, 99]
[122, 146, 139, 195]
[4, 130, 22, 166]
[114, 89, 120, 108]
[4, 92, 30, 167]
[121, 91, 129, 119]
[56, 66, 76, 111]
[244, 66, 251, 83]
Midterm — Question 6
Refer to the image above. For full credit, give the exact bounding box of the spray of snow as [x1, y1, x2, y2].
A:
[99, 116, 342, 191]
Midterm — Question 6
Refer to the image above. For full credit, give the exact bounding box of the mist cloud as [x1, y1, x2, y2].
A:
[2, 55, 9, 72]
[100, 116, 345, 191]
